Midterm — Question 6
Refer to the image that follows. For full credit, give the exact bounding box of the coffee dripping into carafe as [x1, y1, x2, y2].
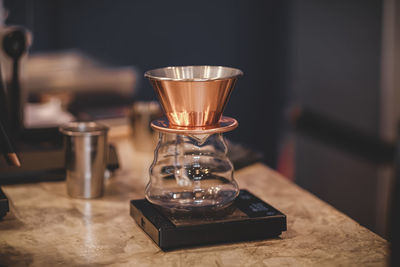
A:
[144, 66, 243, 213]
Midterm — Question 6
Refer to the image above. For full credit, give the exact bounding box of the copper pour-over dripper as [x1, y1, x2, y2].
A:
[144, 66, 243, 212]
[145, 66, 243, 134]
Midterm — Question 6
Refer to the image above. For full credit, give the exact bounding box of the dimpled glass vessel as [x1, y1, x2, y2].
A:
[145, 132, 239, 212]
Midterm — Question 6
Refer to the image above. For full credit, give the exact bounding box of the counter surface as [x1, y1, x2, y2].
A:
[0, 138, 388, 266]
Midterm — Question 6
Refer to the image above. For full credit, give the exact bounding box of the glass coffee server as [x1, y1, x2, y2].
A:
[144, 66, 243, 213]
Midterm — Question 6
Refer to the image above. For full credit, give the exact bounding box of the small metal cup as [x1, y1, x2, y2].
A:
[129, 101, 162, 152]
[59, 122, 109, 199]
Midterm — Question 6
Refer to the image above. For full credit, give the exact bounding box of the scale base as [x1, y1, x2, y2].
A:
[130, 189, 286, 250]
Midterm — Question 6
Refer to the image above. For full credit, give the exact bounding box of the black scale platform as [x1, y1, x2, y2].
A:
[130, 189, 286, 250]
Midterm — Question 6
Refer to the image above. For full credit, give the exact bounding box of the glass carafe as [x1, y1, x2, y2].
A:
[145, 132, 239, 212]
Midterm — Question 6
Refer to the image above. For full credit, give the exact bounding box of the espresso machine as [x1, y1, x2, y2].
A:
[130, 66, 286, 250]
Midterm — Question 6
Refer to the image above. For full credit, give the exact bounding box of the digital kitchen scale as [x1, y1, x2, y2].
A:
[130, 189, 287, 250]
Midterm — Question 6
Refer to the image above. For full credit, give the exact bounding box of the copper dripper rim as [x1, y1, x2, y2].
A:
[144, 65, 243, 82]
[151, 116, 238, 135]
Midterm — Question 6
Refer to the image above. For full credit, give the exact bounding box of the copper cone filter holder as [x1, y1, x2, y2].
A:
[145, 66, 242, 134]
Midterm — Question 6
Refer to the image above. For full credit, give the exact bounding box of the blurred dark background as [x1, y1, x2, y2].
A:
[4, 0, 290, 167]
[4, 0, 399, 240]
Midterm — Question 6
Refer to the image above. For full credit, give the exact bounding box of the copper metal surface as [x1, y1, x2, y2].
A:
[145, 66, 242, 128]
[150, 116, 238, 134]
[7, 153, 21, 167]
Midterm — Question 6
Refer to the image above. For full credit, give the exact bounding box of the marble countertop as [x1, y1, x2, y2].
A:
[0, 137, 388, 266]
